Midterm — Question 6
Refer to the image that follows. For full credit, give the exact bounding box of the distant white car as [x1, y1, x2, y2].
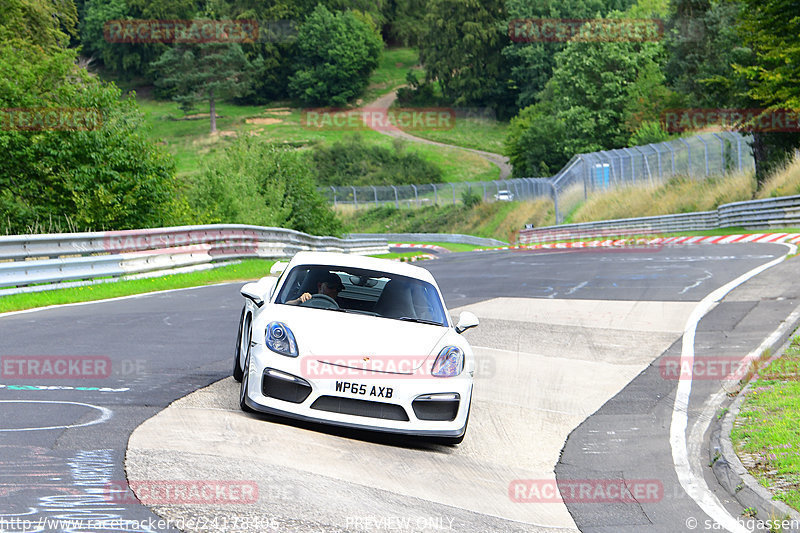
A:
[494, 190, 514, 201]
[233, 252, 479, 444]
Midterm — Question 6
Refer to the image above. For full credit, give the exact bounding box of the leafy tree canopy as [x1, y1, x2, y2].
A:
[288, 4, 383, 106]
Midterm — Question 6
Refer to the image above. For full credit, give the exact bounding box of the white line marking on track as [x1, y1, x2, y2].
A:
[0, 400, 112, 432]
[670, 242, 796, 533]
[680, 269, 713, 295]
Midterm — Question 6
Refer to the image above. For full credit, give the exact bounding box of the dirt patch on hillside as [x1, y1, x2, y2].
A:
[245, 117, 282, 125]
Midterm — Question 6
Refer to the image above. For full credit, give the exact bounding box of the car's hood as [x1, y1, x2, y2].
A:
[271, 306, 451, 372]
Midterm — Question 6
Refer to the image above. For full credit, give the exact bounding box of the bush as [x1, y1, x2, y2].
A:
[311, 135, 443, 186]
[461, 188, 482, 207]
[188, 136, 342, 236]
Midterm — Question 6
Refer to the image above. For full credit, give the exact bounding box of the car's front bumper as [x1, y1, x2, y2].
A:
[243, 346, 472, 438]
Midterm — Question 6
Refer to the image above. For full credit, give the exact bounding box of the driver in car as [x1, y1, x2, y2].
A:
[287, 272, 345, 305]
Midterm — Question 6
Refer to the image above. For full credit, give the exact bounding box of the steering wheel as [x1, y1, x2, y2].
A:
[301, 293, 339, 309]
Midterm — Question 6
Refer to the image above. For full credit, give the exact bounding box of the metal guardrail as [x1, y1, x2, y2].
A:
[0, 224, 388, 294]
[348, 233, 507, 247]
[518, 194, 800, 243]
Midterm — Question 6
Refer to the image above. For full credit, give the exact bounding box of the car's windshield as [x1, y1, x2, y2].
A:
[275, 265, 448, 326]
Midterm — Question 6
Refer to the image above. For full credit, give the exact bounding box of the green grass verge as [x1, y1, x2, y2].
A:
[361, 48, 422, 103]
[398, 114, 510, 155]
[0, 259, 275, 313]
[731, 335, 800, 511]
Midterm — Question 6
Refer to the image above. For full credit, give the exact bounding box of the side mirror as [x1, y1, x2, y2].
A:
[455, 311, 479, 334]
[241, 282, 265, 307]
[241, 278, 277, 307]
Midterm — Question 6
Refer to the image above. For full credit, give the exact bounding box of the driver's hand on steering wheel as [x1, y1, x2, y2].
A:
[287, 292, 312, 305]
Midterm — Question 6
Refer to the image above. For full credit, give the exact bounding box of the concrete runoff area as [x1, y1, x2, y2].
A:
[126, 298, 699, 532]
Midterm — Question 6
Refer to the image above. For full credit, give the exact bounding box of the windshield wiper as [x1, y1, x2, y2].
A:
[394, 317, 443, 326]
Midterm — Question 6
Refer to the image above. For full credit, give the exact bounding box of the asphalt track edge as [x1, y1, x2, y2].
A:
[711, 315, 800, 527]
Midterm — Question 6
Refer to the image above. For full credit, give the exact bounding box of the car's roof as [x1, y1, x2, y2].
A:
[286, 251, 438, 283]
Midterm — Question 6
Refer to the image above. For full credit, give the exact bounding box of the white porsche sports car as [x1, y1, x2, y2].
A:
[232, 252, 479, 444]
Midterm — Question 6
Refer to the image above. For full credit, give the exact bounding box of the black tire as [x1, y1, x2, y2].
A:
[239, 351, 255, 413]
[232, 308, 246, 382]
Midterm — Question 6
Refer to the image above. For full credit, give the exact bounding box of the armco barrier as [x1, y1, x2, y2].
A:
[0, 224, 387, 293]
[518, 194, 800, 243]
[347, 233, 507, 247]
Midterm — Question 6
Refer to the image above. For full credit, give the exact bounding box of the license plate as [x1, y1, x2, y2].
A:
[335, 381, 394, 399]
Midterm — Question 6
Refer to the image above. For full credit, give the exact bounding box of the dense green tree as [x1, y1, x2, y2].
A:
[0, 42, 177, 233]
[189, 137, 342, 236]
[151, 41, 258, 133]
[502, 0, 622, 110]
[505, 12, 668, 176]
[416, 0, 511, 113]
[383, 0, 426, 45]
[734, 0, 800, 182]
[80, 0, 203, 79]
[663, 0, 752, 107]
[0, 0, 78, 50]
[505, 102, 567, 177]
[288, 5, 382, 106]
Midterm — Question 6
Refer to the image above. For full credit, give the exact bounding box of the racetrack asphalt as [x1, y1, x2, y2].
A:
[0, 243, 794, 532]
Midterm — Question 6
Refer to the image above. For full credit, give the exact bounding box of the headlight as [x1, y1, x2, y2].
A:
[431, 346, 463, 377]
[266, 321, 298, 357]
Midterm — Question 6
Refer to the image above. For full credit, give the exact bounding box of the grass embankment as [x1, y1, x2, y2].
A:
[0, 260, 275, 313]
[569, 157, 800, 224]
[396, 113, 510, 155]
[732, 335, 800, 512]
[569, 172, 757, 223]
[135, 48, 498, 183]
[360, 47, 422, 103]
[341, 198, 555, 242]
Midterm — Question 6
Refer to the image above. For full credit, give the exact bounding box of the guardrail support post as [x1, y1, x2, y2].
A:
[664, 141, 676, 175]
[697, 135, 710, 176]
[648, 143, 663, 178]
[679, 138, 692, 174]
[550, 181, 561, 224]
[622, 147, 636, 182]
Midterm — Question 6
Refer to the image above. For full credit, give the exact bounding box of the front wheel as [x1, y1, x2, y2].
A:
[239, 352, 255, 413]
[233, 308, 246, 382]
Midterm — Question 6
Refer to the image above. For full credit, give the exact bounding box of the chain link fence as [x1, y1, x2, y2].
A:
[320, 131, 755, 223]
[551, 131, 753, 223]
[319, 178, 554, 208]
